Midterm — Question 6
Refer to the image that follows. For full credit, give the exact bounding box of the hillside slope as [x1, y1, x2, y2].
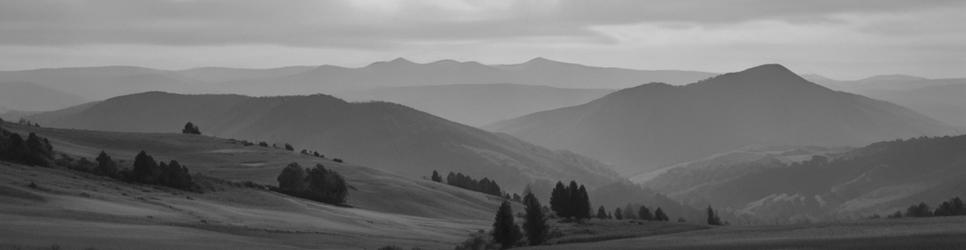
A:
[489, 64, 953, 174]
[27, 93, 619, 191]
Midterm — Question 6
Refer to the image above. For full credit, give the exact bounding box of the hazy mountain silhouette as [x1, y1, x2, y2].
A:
[489, 64, 953, 174]
[28, 92, 618, 190]
[220, 57, 715, 95]
[0, 81, 88, 111]
[0, 66, 202, 100]
[807, 75, 966, 127]
[339, 83, 612, 126]
[176, 66, 315, 83]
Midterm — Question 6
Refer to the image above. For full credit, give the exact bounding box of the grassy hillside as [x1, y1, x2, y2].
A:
[28, 92, 619, 191]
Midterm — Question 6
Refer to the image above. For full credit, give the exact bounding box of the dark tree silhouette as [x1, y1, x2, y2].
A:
[905, 202, 932, 217]
[596, 206, 608, 219]
[95, 151, 118, 177]
[549, 181, 567, 218]
[277, 163, 307, 193]
[707, 206, 723, 225]
[444, 172, 503, 196]
[492, 201, 522, 249]
[614, 208, 623, 220]
[131, 151, 160, 184]
[654, 207, 669, 221]
[431, 170, 442, 182]
[522, 193, 548, 245]
[182, 122, 201, 135]
[275, 162, 348, 205]
[638, 206, 653, 221]
[574, 185, 591, 220]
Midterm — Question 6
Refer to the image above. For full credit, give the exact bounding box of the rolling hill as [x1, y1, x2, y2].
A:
[0, 123, 508, 249]
[339, 83, 612, 126]
[27, 92, 619, 191]
[488, 64, 953, 174]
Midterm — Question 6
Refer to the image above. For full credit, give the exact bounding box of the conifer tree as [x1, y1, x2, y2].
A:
[654, 207, 669, 221]
[638, 206, 653, 221]
[596, 206, 608, 219]
[522, 193, 548, 245]
[614, 208, 623, 220]
[492, 201, 522, 249]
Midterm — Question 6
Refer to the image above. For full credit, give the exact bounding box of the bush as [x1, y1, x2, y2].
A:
[182, 122, 201, 135]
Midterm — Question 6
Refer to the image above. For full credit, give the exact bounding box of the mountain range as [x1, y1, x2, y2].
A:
[488, 64, 953, 174]
[0, 81, 88, 112]
[338, 83, 612, 126]
[26, 92, 618, 191]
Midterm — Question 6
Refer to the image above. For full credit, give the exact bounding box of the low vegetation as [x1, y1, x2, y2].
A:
[883, 197, 966, 219]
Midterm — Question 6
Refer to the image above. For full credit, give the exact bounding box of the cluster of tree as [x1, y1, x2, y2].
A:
[181, 122, 201, 135]
[276, 162, 348, 205]
[0, 127, 54, 167]
[488, 192, 550, 249]
[604, 203, 669, 222]
[16, 118, 41, 127]
[128, 151, 196, 190]
[441, 171, 502, 196]
[549, 181, 591, 220]
[706, 206, 724, 225]
[887, 197, 966, 219]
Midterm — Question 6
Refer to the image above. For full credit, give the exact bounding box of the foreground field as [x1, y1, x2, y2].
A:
[527, 216, 966, 250]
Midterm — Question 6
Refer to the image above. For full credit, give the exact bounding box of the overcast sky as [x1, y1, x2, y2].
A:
[0, 0, 963, 79]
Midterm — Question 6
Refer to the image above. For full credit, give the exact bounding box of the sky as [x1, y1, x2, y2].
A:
[0, 0, 964, 80]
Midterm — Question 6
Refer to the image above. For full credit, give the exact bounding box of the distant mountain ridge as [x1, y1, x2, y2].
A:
[489, 64, 953, 174]
[338, 83, 612, 126]
[27, 92, 619, 191]
[806, 75, 966, 127]
[0, 81, 88, 112]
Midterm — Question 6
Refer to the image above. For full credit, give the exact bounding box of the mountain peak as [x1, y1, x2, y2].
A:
[389, 57, 415, 64]
[739, 64, 795, 75]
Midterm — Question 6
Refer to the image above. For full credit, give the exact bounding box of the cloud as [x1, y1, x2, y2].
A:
[0, 0, 962, 48]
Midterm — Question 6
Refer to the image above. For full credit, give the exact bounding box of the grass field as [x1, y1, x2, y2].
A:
[527, 216, 966, 250]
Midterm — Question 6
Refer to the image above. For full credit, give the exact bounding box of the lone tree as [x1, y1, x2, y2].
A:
[492, 201, 522, 249]
[574, 185, 591, 220]
[284, 144, 295, 151]
[182, 122, 201, 135]
[522, 193, 548, 246]
[596, 206, 608, 219]
[707, 206, 723, 225]
[614, 208, 623, 220]
[431, 170, 442, 182]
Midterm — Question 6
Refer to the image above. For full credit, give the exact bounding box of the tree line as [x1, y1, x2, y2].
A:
[432, 170, 503, 197]
[549, 181, 591, 220]
[885, 197, 966, 219]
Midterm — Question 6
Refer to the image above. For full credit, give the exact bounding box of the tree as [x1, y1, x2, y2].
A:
[162, 160, 193, 190]
[905, 202, 932, 217]
[574, 185, 591, 220]
[549, 181, 568, 218]
[596, 206, 608, 219]
[952, 197, 965, 215]
[431, 170, 442, 182]
[284, 143, 294, 151]
[492, 201, 522, 249]
[304, 164, 348, 204]
[566, 181, 579, 218]
[182, 122, 201, 135]
[276, 163, 306, 194]
[95, 151, 118, 177]
[654, 207, 669, 221]
[614, 208, 623, 220]
[638, 206, 653, 221]
[707, 206, 723, 225]
[522, 193, 548, 246]
[132, 151, 160, 184]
